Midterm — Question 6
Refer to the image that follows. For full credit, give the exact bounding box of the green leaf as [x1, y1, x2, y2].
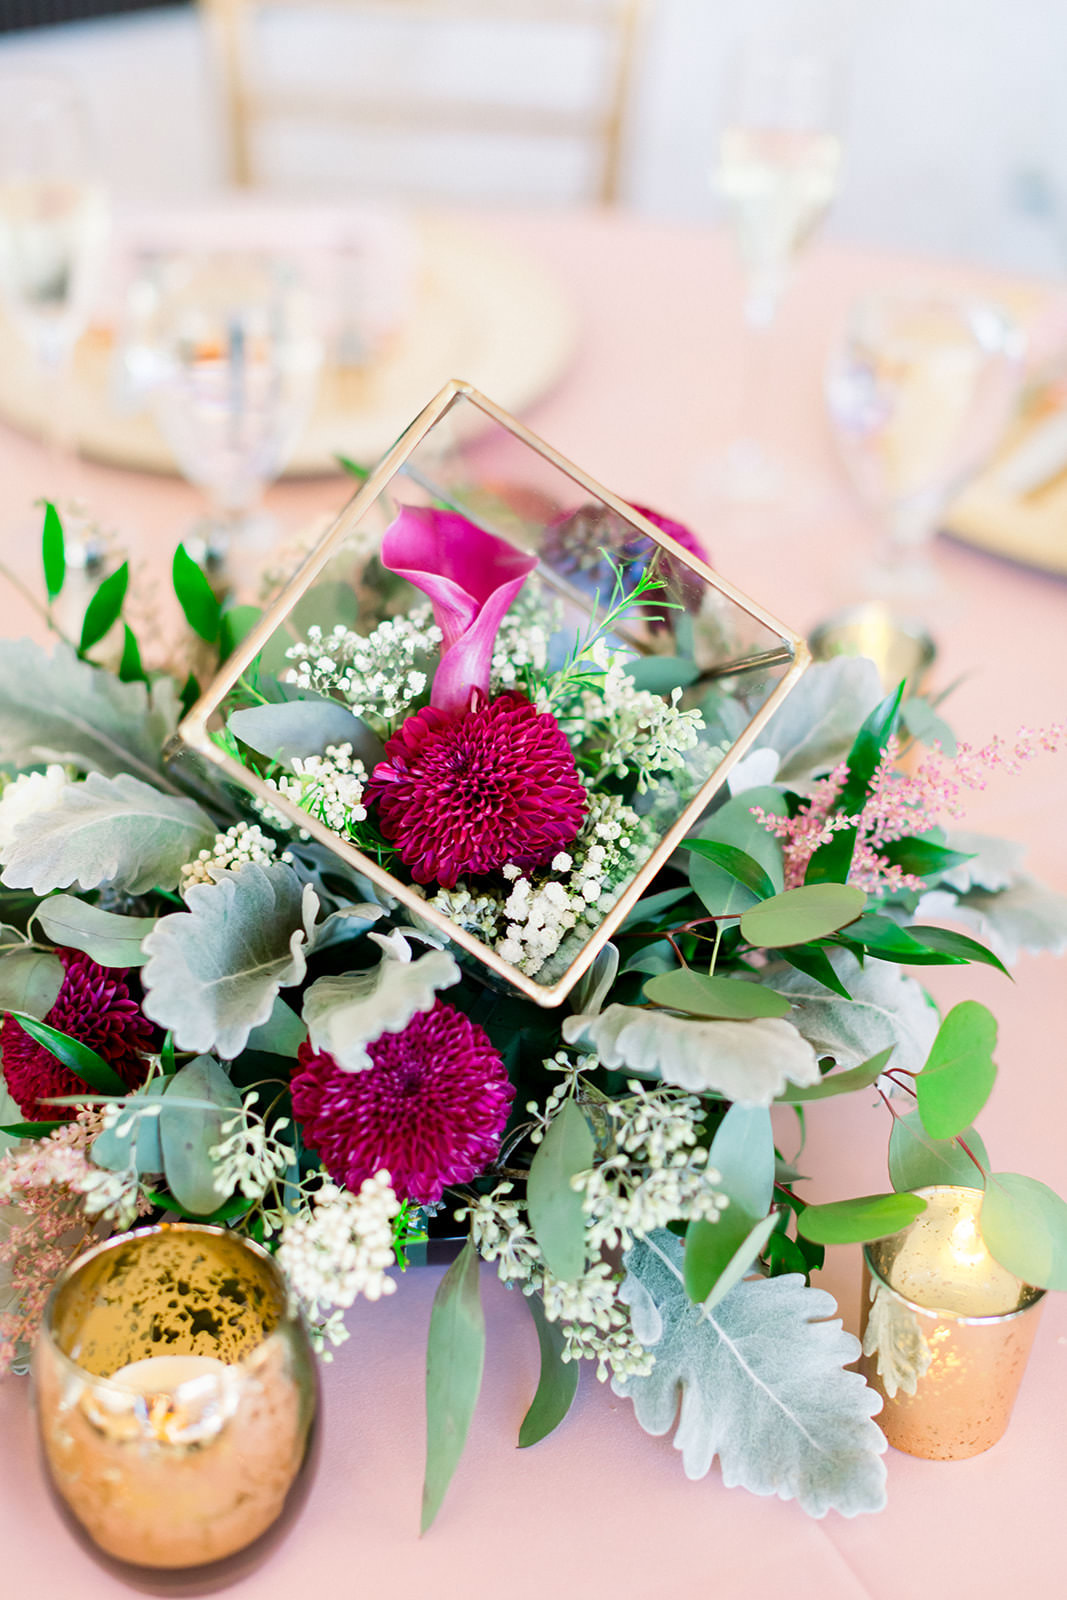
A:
[518, 1292, 579, 1448]
[526, 1098, 594, 1282]
[179, 672, 201, 717]
[837, 682, 905, 814]
[900, 696, 957, 756]
[776, 1046, 894, 1103]
[161, 1030, 176, 1075]
[879, 836, 974, 879]
[7, 1012, 127, 1096]
[915, 1001, 997, 1140]
[219, 604, 262, 660]
[0, 1120, 63, 1137]
[778, 943, 852, 999]
[0, 946, 63, 1019]
[626, 656, 700, 694]
[619, 886, 692, 931]
[803, 824, 856, 886]
[244, 995, 307, 1057]
[643, 969, 790, 1020]
[905, 924, 1011, 978]
[117, 624, 146, 684]
[980, 1173, 1067, 1291]
[685, 840, 777, 902]
[684, 1210, 779, 1309]
[158, 1055, 242, 1214]
[92, 1077, 168, 1175]
[142, 863, 321, 1059]
[41, 500, 65, 601]
[838, 914, 967, 967]
[688, 787, 787, 917]
[709, 1103, 775, 1217]
[147, 1188, 253, 1223]
[888, 1109, 989, 1193]
[228, 698, 379, 766]
[0, 771, 215, 896]
[336, 453, 370, 481]
[740, 884, 866, 949]
[615, 1232, 888, 1516]
[35, 895, 156, 967]
[172, 545, 221, 642]
[421, 1238, 485, 1533]
[78, 562, 129, 655]
[797, 1192, 927, 1245]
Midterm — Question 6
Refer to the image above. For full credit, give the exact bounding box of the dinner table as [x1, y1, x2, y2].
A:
[0, 205, 1064, 1600]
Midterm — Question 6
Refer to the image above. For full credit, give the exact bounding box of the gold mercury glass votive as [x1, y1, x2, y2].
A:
[859, 1185, 1044, 1460]
[34, 1224, 318, 1590]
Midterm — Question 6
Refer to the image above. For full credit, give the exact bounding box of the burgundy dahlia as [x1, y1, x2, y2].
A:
[1, 949, 154, 1121]
[291, 1002, 514, 1204]
[365, 690, 587, 888]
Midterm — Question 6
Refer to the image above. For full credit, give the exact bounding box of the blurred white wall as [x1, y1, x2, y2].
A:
[1, 0, 1065, 274]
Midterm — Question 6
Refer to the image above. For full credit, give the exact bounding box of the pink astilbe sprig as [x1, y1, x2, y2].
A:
[0, 1111, 151, 1371]
[753, 721, 1066, 894]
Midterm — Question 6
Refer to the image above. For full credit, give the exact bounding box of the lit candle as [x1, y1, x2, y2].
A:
[860, 1185, 1045, 1459]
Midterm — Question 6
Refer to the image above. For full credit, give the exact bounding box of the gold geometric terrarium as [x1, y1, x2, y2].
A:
[176, 380, 809, 1007]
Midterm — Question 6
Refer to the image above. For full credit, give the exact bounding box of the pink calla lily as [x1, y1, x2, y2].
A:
[381, 507, 537, 715]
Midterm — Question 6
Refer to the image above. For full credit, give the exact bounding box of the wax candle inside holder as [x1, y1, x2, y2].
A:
[33, 1223, 318, 1595]
[860, 1185, 1044, 1461]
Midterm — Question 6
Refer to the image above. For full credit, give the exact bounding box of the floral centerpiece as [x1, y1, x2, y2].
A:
[1, 403, 1066, 1529]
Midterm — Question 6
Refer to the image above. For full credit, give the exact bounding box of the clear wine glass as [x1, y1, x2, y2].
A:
[825, 291, 1024, 607]
[708, 22, 846, 503]
[0, 70, 109, 553]
[148, 254, 323, 560]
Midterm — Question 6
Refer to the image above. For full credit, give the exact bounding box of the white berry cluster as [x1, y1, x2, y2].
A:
[259, 743, 369, 839]
[284, 612, 440, 731]
[459, 1183, 654, 1383]
[582, 640, 706, 794]
[275, 1172, 400, 1356]
[180, 820, 290, 889]
[209, 1092, 295, 1203]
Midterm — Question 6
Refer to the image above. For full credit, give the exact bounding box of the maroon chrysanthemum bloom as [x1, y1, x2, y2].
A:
[1, 949, 154, 1121]
[291, 1002, 515, 1204]
[365, 690, 588, 888]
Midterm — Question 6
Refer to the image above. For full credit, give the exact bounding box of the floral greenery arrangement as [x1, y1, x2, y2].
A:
[1, 498, 1066, 1531]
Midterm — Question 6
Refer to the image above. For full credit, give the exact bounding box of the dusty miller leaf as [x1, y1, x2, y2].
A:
[303, 949, 460, 1072]
[141, 864, 320, 1059]
[0, 639, 179, 788]
[861, 1279, 932, 1400]
[613, 1231, 887, 1517]
[926, 875, 1067, 963]
[938, 831, 1025, 894]
[772, 950, 938, 1076]
[754, 657, 884, 789]
[1, 772, 214, 895]
[562, 1006, 819, 1106]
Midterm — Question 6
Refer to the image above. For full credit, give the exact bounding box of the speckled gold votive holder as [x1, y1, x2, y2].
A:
[859, 1185, 1044, 1460]
[34, 1223, 318, 1593]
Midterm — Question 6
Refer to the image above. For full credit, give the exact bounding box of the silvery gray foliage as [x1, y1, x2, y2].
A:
[921, 877, 1067, 964]
[227, 697, 384, 767]
[613, 1231, 887, 1518]
[940, 830, 1026, 894]
[35, 895, 156, 967]
[772, 949, 938, 1076]
[562, 1006, 820, 1105]
[303, 948, 460, 1072]
[0, 772, 214, 896]
[141, 863, 320, 1059]
[751, 656, 884, 790]
[0, 639, 180, 787]
[568, 941, 619, 1017]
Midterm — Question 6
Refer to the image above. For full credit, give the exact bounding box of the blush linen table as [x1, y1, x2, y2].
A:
[0, 211, 1064, 1600]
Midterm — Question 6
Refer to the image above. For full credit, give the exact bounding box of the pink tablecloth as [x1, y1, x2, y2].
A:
[1, 212, 1065, 1600]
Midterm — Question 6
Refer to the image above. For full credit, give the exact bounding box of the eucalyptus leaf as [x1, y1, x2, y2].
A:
[775, 1046, 894, 1104]
[620, 941, 676, 977]
[684, 1210, 779, 1310]
[527, 1099, 594, 1282]
[35, 895, 156, 967]
[0, 639, 180, 788]
[915, 1001, 997, 1140]
[888, 1110, 989, 1193]
[303, 949, 460, 1072]
[518, 1292, 580, 1449]
[563, 1006, 819, 1106]
[0, 947, 62, 1019]
[91, 1077, 168, 1175]
[159, 1055, 242, 1214]
[141, 864, 320, 1059]
[741, 884, 866, 949]
[980, 1173, 1067, 1291]
[614, 1231, 887, 1516]
[1, 771, 215, 896]
[227, 698, 384, 767]
[421, 1238, 485, 1533]
[773, 952, 938, 1076]
[709, 1104, 775, 1216]
[688, 787, 787, 917]
[797, 1192, 927, 1246]
[644, 969, 790, 1020]
[244, 996, 307, 1057]
[625, 656, 700, 694]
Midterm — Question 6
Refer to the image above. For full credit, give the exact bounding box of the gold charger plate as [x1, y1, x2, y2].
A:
[0, 213, 576, 477]
[946, 409, 1067, 578]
